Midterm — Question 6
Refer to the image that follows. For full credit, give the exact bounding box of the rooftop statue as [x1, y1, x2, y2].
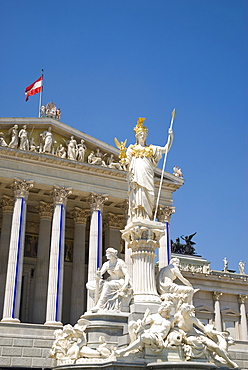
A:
[8, 124, 19, 149]
[18, 125, 29, 151]
[77, 139, 87, 162]
[66, 135, 78, 160]
[173, 165, 183, 178]
[223, 257, 228, 272]
[238, 260, 246, 275]
[87, 248, 132, 313]
[0, 132, 8, 147]
[171, 232, 197, 255]
[116, 118, 173, 221]
[40, 127, 56, 154]
[87, 148, 107, 167]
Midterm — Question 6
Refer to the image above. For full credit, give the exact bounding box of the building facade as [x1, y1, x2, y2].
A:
[0, 117, 247, 369]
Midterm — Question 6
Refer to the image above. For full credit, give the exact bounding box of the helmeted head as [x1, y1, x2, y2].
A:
[134, 118, 148, 144]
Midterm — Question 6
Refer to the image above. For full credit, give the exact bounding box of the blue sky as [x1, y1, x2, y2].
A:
[1, 0, 247, 271]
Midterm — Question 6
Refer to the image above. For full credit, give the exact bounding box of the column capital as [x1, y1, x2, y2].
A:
[71, 207, 90, 224]
[2, 195, 14, 213]
[213, 291, 222, 301]
[120, 199, 129, 216]
[11, 179, 34, 199]
[38, 201, 53, 219]
[87, 192, 108, 212]
[238, 294, 248, 304]
[52, 186, 72, 206]
[103, 213, 126, 230]
[156, 205, 176, 223]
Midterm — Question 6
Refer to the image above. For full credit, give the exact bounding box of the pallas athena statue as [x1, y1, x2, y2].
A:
[120, 118, 173, 221]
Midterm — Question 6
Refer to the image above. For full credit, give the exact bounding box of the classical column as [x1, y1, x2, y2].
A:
[238, 295, 248, 340]
[122, 220, 165, 306]
[45, 186, 72, 326]
[87, 193, 108, 310]
[70, 207, 89, 324]
[213, 291, 223, 331]
[0, 195, 14, 318]
[121, 200, 132, 281]
[103, 213, 125, 253]
[157, 205, 175, 269]
[32, 201, 53, 324]
[1, 179, 33, 323]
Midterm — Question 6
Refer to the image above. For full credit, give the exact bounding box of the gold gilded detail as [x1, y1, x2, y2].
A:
[130, 144, 153, 158]
[134, 118, 148, 135]
[114, 137, 127, 164]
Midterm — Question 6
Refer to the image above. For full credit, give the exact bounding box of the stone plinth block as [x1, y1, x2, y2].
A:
[81, 312, 129, 348]
[121, 220, 164, 305]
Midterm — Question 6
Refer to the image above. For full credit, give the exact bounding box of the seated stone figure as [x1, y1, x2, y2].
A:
[157, 257, 196, 304]
[87, 248, 132, 312]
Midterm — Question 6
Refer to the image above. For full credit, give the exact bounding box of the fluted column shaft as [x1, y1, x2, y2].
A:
[121, 200, 133, 282]
[213, 291, 223, 331]
[32, 201, 53, 323]
[238, 295, 248, 340]
[0, 196, 14, 318]
[45, 186, 72, 326]
[87, 193, 108, 310]
[157, 205, 175, 269]
[70, 207, 89, 324]
[1, 179, 33, 323]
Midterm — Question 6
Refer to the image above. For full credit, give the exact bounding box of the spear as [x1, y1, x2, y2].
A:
[153, 109, 176, 221]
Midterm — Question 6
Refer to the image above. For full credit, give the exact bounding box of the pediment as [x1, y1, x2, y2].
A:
[221, 308, 240, 317]
[0, 117, 118, 157]
[0, 117, 183, 191]
[195, 305, 214, 314]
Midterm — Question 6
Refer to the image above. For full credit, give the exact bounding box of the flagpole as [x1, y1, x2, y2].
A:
[38, 69, 44, 117]
[153, 109, 176, 221]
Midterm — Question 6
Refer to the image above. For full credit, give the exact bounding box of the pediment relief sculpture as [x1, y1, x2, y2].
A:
[0, 123, 122, 170]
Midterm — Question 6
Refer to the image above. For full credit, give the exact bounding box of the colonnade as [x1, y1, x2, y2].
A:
[0, 180, 247, 341]
[0, 179, 124, 325]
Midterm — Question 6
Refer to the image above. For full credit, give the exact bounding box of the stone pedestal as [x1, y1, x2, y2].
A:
[81, 312, 129, 348]
[122, 220, 164, 306]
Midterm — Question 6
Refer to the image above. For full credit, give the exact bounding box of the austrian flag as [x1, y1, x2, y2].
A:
[25, 76, 43, 101]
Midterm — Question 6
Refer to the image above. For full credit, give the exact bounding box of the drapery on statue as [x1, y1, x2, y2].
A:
[115, 118, 173, 221]
[87, 248, 132, 312]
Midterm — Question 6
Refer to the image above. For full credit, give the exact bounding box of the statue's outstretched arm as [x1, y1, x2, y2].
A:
[161, 129, 174, 153]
